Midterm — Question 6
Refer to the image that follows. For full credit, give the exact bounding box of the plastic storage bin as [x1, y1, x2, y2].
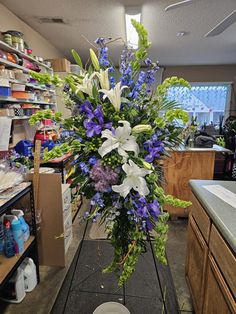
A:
[0, 86, 11, 96]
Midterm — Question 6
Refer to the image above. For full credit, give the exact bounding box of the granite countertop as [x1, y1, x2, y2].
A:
[171, 144, 232, 153]
[189, 180, 236, 254]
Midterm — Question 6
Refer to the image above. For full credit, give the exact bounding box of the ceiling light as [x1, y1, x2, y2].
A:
[125, 7, 142, 49]
[176, 32, 185, 37]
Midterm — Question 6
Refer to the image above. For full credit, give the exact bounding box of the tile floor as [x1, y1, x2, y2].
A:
[0, 199, 194, 314]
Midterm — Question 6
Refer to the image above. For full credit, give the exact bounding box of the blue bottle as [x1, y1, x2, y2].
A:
[11, 210, 30, 242]
[11, 220, 24, 254]
[4, 221, 15, 258]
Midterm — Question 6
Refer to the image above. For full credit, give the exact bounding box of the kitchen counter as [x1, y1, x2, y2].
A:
[171, 144, 232, 153]
[189, 180, 236, 254]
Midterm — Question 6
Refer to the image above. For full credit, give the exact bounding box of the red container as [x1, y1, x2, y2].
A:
[42, 119, 52, 126]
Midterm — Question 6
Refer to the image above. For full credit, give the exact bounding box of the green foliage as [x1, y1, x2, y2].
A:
[29, 110, 62, 126]
[29, 71, 62, 87]
[157, 76, 191, 97]
[216, 137, 225, 147]
[43, 140, 82, 162]
[131, 19, 151, 50]
[165, 108, 189, 124]
[154, 213, 169, 265]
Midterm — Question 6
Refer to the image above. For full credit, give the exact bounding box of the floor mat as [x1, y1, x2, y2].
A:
[52, 240, 179, 314]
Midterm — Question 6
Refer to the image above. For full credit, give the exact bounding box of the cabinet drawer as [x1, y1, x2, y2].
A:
[190, 193, 211, 243]
[203, 254, 236, 314]
[209, 225, 236, 298]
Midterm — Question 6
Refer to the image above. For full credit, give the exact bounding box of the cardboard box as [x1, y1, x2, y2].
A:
[47, 58, 71, 72]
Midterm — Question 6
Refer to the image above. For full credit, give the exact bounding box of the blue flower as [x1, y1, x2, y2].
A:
[79, 162, 89, 174]
[88, 156, 98, 165]
[91, 192, 105, 208]
[83, 106, 112, 137]
[98, 47, 110, 67]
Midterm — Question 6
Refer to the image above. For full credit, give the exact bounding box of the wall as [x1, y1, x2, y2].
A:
[0, 3, 63, 59]
[163, 65, 236, 118]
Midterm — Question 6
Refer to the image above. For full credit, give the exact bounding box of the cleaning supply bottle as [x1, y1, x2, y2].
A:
[0, 267, 26, 303]
[11, 210, 30, 242]
[4, 221, 15, 258]
[11, 219, 24, 254]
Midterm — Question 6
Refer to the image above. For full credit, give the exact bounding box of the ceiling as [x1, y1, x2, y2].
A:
[1, 0, 236, 66]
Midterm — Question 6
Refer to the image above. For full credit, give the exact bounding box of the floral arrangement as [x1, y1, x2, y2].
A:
[33, 20, 192, 285]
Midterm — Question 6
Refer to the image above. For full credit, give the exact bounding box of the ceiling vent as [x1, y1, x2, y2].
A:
[36, 17, 67, 24]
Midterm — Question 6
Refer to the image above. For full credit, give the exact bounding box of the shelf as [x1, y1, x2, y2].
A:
[0, 236, 35, 285]
[0, 116, 30, 120]
[0, 40, 52, 72]
[0, 58, 31, 73]
[0, 96, 56, 106]
[0, 182, 31, 213]
[12, 116, 30, 120]
[9, 79, 55, 93]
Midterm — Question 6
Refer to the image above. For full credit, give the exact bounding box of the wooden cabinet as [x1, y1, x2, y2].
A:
[203, 254, 236, 314]
[163, 151, 215, 217]
[185, 215, 208, 313]
[186, 191, 236, 314]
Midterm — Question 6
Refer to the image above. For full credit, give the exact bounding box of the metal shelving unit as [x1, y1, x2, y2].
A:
[0, 40, 52, 72]
[0, 96, 56, 106]
[0, 40, 57, 149]
[9, 79, 55, 93]
[0, 183, 39, 287]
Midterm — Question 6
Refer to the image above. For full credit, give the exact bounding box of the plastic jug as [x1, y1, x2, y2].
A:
[11, 210, 30, 242]
[0, 267, 26, 303]
[21, 257, 37, 292]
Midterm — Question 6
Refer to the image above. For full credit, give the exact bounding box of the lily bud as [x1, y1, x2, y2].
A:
[90, 49, 100, 71]
[142, 160, 152, 170]
[132, 124, 152, 133]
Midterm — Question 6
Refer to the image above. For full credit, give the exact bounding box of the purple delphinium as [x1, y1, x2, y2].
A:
[144, 134, 165, 163]
[91, 192, 105, 208]
[129, 58, 159, 98]
[129, 71, 146, 99]
[90, 160, 118, 192]
[119, 48, 134, 87]
[79, 162, 89, 174]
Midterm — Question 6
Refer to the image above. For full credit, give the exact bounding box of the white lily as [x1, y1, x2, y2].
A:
[98, 121, 139, 161]
[95, 69, 110, 90]
[99, 82, 128, 111]
[112, 160, 152, 198]
[76, 73, 95, 97]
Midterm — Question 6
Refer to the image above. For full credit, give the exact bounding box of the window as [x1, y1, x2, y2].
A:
[167, 83, 232, 126]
